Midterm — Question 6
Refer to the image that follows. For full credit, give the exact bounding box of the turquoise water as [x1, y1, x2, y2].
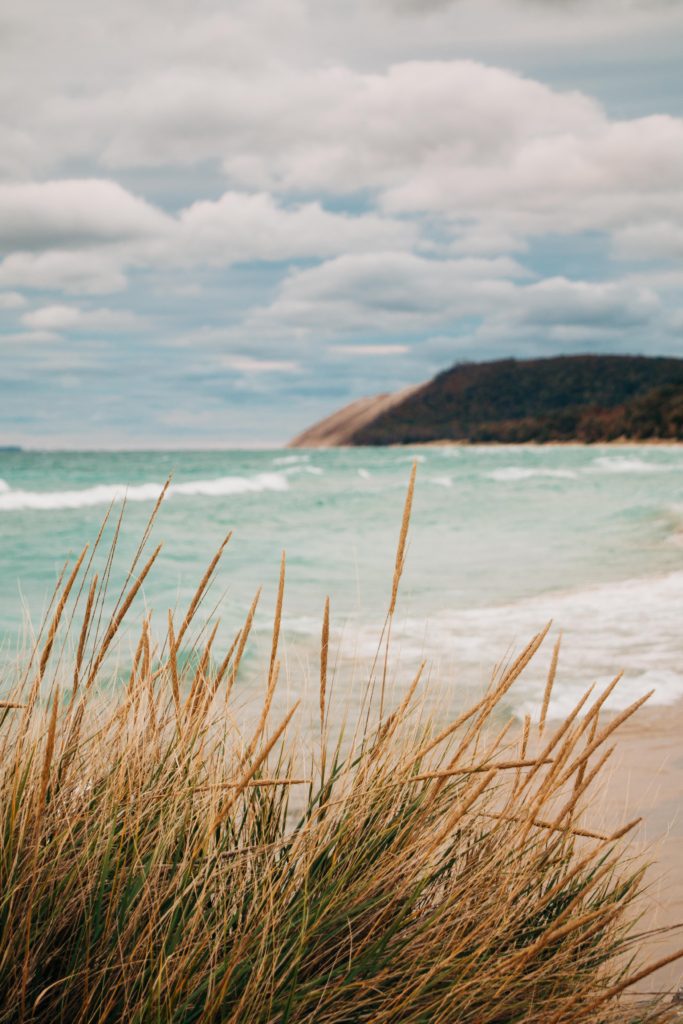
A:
[1, 445, 683, 719]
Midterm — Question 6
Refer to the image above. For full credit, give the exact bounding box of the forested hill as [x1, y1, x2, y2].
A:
[290, 355, 683, 446]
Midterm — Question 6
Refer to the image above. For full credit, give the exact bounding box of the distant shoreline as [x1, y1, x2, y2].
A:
[291, 438, 683, 449]
[406, 437, 683, 447]
[291, 355, 683, 448]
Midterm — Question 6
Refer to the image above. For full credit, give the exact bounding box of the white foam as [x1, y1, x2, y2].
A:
[430, 475, 453, 487]
[284, 465, 323, 476]
[0, 479, 9, 494]
[345, 570, 683, 720]
[591, 456, 670, 474]
[487, 467, 577, 482]
[0, 472, 289, 512]
[358, 468, 371, 479]
[273, 454, 309, 466]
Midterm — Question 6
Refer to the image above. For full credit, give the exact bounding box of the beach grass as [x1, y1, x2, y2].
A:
[0, 472, 680, 1023]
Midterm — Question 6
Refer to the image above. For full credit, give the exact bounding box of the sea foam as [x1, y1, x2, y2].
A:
[487, 467, 577, 482]
[344, 570, 683, 720]
[591, 456, 670, 474]
[0, 473, 289, 512]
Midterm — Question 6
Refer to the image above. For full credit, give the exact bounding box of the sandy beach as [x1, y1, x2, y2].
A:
[591, 701, 683, 996]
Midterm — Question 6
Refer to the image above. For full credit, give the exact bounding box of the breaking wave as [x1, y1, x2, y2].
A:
[591, 456, 671, 474]
[0, 473, 289, 512]
[342, 570, 683, 720]
[487, 467, 577, 482]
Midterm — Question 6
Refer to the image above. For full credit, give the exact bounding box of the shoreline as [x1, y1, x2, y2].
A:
[407, 437, 683, 448]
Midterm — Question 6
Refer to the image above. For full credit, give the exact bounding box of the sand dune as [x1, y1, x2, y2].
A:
[289, 385, 421, 447]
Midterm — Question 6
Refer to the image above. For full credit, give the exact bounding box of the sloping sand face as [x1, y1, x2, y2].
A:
[289, 385, 421, 447]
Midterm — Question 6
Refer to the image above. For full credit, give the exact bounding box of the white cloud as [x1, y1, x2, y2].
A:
[474, 276, 664, 347]
[39, 58, 682, 262]
[330, 343, 410, 356]
[21, 304, 145, 332]
[4, 1, 680, 181]
[0, 180, 172, 252]
[0, 250, 128, 294]
[175, 191, 417, 265]
[254, 250, 528, 334]
[0, 329, 60, 344]
[508, 277, 660, 328]
[0, 185, 419, 293]
[219, 354, 300, 373]
[613, 220, 683, 260]
[240, 253, 666, 359]
[0, 292, 26, 310]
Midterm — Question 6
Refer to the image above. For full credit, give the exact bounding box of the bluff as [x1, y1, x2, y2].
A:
[290, 355, 683, 446]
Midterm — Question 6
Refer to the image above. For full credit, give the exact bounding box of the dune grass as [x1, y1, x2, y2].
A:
[0, 471, 681, 1023]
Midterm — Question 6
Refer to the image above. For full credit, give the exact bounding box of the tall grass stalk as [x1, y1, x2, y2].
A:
[0, 477, 680, 1023]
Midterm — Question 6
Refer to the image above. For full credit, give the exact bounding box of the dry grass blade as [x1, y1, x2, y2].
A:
[185, 619, 221, 716]
[69, 573, 98, 708]
[389, 460, 416, 616]
[269, 550, 286, 682]
[481, 812, 617, 843]
[175, 531, 232, 647]
[425, 768, 498, 855]
[376, 661, 426, 749]
[320, 595, 330, 736]
[411, 758, 552, 781]
[167, 611, 181, 724]
[209, 700, 300, 832]
[242, 659, 281, 764]
[27, 546, 88, 712]
[555, 689, 655, 789]
[226, 587, 261, 701]
[83, 543, 162, 691]
[200, 777, 310, 790]
[582, 947, 683, 1012]
[412, 624, 551, 771]
[38, 687, 60, 806]
[540, 632, 561, 735]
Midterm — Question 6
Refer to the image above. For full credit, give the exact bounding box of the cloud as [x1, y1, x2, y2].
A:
[254, 250, 528, 335]
[0, 184, 419, 293]
[0, 180, 172, 252]
[239, 253, 667, 370]
[0, 330, 60, 345]
[509, 277, 660, 329]
[473, 276, 666, 350]
[0, 249, 128, 294]
[613, 221, 683, 260]
[46, 58, 682, 264]
[175, 191, 417, 265]
[385, 0, 672, 9]
[0, 291, 26, 310]
[219, 354, 301, 374]
[330, 343, 410, 356]
[21, 304, 145, 333]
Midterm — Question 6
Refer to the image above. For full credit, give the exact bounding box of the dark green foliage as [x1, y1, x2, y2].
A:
[351, 355, 683, 444]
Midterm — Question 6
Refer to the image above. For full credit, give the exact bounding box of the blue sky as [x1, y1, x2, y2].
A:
[1, 0, 682, 447]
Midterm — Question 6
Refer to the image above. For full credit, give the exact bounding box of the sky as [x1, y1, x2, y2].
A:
[1, 0, 682, 448]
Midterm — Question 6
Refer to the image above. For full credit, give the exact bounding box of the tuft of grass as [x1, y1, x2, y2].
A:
[0, 476, 680, 1023]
